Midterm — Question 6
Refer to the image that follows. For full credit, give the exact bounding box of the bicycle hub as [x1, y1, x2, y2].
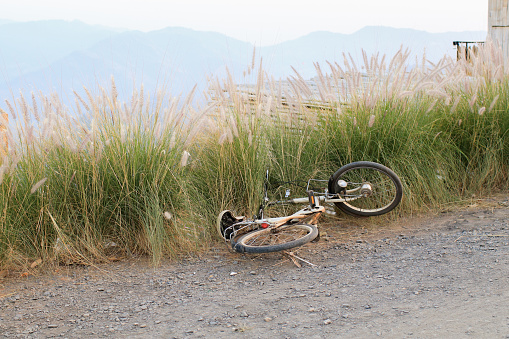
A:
[360, 183, 373, 197]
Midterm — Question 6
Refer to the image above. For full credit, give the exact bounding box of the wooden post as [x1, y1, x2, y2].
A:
[489, 0, 509, 68]
[0, 112, 7, 159]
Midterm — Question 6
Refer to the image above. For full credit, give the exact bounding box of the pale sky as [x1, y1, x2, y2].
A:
[2, 0, 489, 45]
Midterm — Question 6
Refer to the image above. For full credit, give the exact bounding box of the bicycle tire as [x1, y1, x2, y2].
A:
[232, 223, 319, 254]
[328, 161, 402, 217]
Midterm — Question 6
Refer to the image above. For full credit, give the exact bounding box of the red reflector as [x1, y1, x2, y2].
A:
[261, 223, 269, 229]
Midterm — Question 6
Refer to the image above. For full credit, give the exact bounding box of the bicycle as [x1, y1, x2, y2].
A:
[217, 161, 403, 254]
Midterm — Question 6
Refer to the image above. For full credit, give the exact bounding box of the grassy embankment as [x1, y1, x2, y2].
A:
[0, 44, 508, 271]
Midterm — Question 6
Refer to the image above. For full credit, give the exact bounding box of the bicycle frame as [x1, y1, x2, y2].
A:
[224, 189, 325, 242]
[256, 177, 370, 219]
[223, 170, 377, 241]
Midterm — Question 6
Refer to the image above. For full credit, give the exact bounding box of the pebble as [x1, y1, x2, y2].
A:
[323, 319, 332, 325]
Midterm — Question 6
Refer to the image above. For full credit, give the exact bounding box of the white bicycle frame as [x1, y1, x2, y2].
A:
[271, 178, 372, 205]
[260, 202, 325, 228]
[224, 176, 371, 240]
[224, 190, 325, 241]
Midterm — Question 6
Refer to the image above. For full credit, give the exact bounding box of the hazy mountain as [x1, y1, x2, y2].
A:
[0, 20, 488, 106]
[2, 25, 253, 104]
[259, 26, 487, 78]
[0, 20, 118, 78]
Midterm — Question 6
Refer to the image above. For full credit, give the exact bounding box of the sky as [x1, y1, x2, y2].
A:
[1, 0, 489, 45]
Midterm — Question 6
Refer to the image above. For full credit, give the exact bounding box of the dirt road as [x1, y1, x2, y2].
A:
[1, 195, 508, 338]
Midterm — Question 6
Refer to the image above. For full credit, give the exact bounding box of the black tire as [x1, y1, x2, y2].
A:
[232, 223, 319, 254]
[328, 161, 402, 217]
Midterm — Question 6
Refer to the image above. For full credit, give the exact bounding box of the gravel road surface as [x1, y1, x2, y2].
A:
[1, 195, 508, 338]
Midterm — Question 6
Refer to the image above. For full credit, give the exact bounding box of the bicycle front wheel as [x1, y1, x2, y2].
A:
[328, 161, 402, 217]
[232, 223, 319, 254]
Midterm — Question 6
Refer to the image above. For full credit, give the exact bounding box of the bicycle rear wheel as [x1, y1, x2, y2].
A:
[328, 161, 402, 216]
[232, 223, 318, 254]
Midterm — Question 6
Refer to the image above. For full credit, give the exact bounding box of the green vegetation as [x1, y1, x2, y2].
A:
[0, 45, 508, 271]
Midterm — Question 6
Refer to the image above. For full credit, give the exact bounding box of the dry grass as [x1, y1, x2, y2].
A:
[0, 43, 508, 270]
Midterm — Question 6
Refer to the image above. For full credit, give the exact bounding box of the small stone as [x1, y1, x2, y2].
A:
[139, 324, 147, 328]
[230, 272, 238, 276]
[250, 271, 257, 275]
[323, 319, 332, 325]
[264, 317, 272, 322]
[47, 324, 58, 328]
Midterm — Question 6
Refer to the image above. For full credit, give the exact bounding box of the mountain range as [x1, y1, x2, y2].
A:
[0, 20, 487, 106]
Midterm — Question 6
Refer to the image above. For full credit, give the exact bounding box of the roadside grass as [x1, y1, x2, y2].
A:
[0, 44, 508, 271]
[0, 83, 209, 269]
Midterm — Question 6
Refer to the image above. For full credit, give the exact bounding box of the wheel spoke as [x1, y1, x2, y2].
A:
[330, 162, 402, 216]
[233, 224, 319, 253]
[339, 168, 398, 212]
[244, 227, 309, 246]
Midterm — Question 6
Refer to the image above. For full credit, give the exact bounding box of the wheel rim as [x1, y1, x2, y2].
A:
[336, 166, 399, 213]
[240, 224, 313, 248]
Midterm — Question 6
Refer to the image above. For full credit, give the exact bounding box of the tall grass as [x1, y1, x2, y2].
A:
[0, 81, 209, 268]
[0, 43, 508, 270]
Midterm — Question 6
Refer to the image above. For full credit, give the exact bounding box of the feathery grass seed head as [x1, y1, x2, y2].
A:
[31, 177, 48, 194]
